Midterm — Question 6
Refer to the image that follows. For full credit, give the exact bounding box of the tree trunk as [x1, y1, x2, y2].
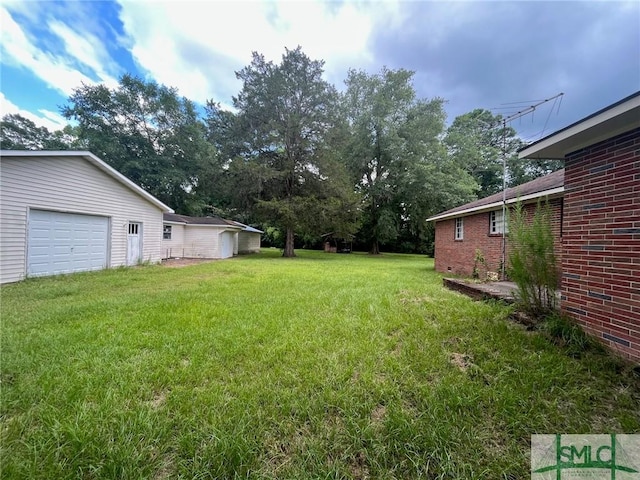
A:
[369, 240, 380, 255]
[283, 227, 296, 257]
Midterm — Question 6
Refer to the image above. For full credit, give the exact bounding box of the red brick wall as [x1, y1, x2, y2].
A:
[562, 127, 640, 361]
[434, 199, 562, 278]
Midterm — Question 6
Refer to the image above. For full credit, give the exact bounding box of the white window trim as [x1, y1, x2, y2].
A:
[455, 217, 464, 240]
[490, 209, 508, 234]
[163, 225, 172, 240]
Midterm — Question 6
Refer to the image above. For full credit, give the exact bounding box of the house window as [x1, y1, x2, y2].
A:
[163, 225, 172, 240]
[490, 209, 508, 234]
[455, 217, 463, 240]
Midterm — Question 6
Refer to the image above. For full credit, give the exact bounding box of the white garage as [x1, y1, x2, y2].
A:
[0, 151, 173, 284]
[27, 210, 109, 277]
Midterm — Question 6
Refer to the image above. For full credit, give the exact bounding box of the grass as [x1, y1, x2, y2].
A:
[1, 249, 638, 479]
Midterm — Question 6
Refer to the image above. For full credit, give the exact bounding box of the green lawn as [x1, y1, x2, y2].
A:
[1, 250, 638, 479]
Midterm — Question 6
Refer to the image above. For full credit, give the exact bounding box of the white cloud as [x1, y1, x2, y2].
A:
[117, 0, 398, 104]
[0, 6, 119, 96]
[0, 93, 68, 131]
[48, 20, 120, 89]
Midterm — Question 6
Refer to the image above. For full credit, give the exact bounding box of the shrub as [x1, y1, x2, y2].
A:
[508, 200, 559, 316]
[472, 249, 486, 279]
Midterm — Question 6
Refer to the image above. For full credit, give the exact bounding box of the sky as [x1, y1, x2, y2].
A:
[1, 0, 639, 143]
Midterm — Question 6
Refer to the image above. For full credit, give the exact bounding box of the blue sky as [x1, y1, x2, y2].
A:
[2, 0, 639, 142]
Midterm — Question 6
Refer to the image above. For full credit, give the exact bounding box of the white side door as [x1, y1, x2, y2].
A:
[220, 231, 234, 258]
[127, 222, 142, 265]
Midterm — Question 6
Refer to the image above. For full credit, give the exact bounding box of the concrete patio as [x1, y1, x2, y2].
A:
[443, 278, 518, 303]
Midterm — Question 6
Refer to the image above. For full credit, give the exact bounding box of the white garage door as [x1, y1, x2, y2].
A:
[28, 210, 109, 277]
[220, 231, 234, 259]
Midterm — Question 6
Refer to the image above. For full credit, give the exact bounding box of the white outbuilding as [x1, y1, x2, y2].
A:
[0, 151, 173, 284]
[162, 214, 262, 259]
[230, 221, 263, 254]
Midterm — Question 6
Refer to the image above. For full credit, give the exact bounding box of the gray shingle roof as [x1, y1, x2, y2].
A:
[163, 214, 263, 233]
[163, 213, 237, 226]
[428, 169, 564, 221]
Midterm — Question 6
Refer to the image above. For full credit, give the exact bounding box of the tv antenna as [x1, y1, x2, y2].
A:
[498, 92, 564, 280]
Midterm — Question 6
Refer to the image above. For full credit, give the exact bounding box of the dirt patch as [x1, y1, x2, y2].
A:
[263, 426, 310, 476]
[147, 390, 168, 410]
[370, 404, 386, 424]
[508, 310, 539, 329]
[153, 457, 175, 480]
[450, 353, 475, 372]
[442, 337, 462, 348]
[374, 372, 388, 385]
[162, 258, 220, 268]
[349, 451, 370, 480]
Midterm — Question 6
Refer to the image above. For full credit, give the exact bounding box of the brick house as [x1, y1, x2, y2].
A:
[519, 91, 640, 360]
[427, 169, 564, 278]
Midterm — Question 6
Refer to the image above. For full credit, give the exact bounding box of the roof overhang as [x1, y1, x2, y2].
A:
[519, 92, 640, 160]
[189, 224, 243, 230]
[241, 226, 263, 234]
[426, 187, 564, 222]
[0, 150, 174, 213]
[163, 221, 243, 231]
[228, 220, 264, 234]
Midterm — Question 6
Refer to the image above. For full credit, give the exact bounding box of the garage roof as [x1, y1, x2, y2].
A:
[0, 150, 174, 213]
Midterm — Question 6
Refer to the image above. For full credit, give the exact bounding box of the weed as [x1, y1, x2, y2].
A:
[508, 200, 559, 315]
[541, 312, 603, 357]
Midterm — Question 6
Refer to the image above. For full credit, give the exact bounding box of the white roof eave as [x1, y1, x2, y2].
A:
[519, 94, 640, 160]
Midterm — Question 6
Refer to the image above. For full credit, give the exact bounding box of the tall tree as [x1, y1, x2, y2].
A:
[61, 74, 216, 214]
[203, 102, 272, 220]
[214, 47, 358, 257]
[445, 109, 562, 196]
[342, 68, 475, 254]
[395, 102, 477, 254]
[0, 114, 81, 150]
[444, 109, 523, 197]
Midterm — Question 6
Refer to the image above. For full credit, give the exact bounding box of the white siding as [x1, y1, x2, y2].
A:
[162, 223, 185, 258]
[163, 225, 243, 259]
[0, 155, 165, 283]
[238, 232, 261, 254]
[182, 225, 224, 258]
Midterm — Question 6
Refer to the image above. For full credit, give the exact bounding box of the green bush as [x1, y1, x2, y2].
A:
[508, 200, 559, 315]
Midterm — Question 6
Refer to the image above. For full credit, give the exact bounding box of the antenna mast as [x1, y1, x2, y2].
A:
[499, 92, 564, 280]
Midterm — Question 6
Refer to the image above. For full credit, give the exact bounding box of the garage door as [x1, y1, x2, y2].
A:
[28, 210, 109, 277]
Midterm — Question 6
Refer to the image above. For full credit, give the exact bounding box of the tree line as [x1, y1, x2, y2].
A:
[1, 47, 561, 256]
